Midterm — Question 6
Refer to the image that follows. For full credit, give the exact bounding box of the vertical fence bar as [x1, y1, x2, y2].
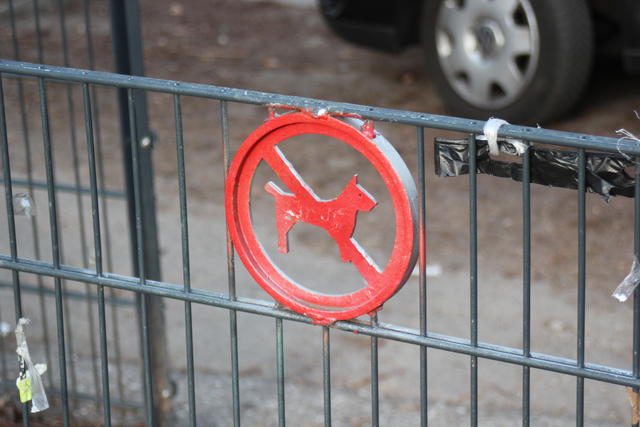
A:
[3, 4, 19, 400]
[84, 0, 125, 404]
[83, 0, 96, 69]
[468, 134, 478, 427]
[7, 0, 53, 389]
[323, 326, 332, 427]
[417, 126, 428, 427]
[633, 157, 640, 427]
[7, 0, 20, 63]
[128, 89, 155, 426]
[38, 77, 70, 426]
[0, 300, 6, 383]
[174, 94, 197, 427]
[576, 149, 586, 426]
[32, 0, 45, 64]
[82, 83, 111, 427]
[522, 144, 531, 427]
[370, 314, 379, 427]
[55, 0, 99, 401]
[100, 121, 126, 410]
[220, 100, 241, 426]
[276, 318, 285, 427]
[0, 73, 30, 426]
[110, 2, 170, 422]
[109, 1, 139, 266]
[0, 304, 6, 390]
[1, 7, 14, 405]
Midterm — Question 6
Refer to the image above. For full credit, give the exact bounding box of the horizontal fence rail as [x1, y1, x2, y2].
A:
[1, 59, 637, 154]
[1, 254, 640, 388]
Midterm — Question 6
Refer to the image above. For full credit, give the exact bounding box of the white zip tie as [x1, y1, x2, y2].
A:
[480, 118, 529, 156]
[483, 118, 509, 156]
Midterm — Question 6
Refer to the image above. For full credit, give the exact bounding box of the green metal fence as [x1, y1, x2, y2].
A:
[2, 1, 640, 426]
[2, 57, 640, 426]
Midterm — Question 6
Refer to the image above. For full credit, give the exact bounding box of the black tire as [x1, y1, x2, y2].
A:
[422, 0, 594, 125]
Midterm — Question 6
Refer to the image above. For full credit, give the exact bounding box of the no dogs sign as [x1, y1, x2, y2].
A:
[225, 111, 418, 324]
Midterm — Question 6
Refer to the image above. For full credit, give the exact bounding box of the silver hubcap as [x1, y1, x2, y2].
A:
[435, 0, 540, 109]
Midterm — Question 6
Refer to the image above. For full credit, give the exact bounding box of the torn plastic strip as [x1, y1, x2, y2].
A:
[13, 192, 35, 218]
[15, 318, 48, 413]
[613, 257, 640, 302]
[435, 138, 636, 199]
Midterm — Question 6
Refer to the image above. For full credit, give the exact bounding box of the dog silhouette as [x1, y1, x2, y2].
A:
[264, 175, 377, 262]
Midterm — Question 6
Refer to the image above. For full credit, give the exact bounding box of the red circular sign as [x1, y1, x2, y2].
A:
[225, 112, 418, 324]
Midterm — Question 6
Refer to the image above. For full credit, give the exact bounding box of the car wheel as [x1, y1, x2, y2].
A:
[422, 0, 593, 124]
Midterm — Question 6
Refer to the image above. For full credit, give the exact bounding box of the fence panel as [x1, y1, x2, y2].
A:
[1, 40, 640, 427]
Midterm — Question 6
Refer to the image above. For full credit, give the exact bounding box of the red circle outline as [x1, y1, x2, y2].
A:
[225, 112, 418, 323]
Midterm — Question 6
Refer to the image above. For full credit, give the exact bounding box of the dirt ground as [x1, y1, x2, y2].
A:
[2, 0, 640, 425]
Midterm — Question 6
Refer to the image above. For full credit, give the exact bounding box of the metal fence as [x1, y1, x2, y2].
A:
[0, 0, 169, 424]
[2, 57, 640, 426]
[2, 2, 640, 427]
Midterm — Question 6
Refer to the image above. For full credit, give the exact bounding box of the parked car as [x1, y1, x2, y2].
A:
[319, 0, 640, 124]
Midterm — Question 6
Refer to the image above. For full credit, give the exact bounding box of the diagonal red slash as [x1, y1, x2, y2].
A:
[263, 146, 382, 284]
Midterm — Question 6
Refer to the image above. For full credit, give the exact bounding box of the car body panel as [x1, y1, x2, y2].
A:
[319, 0, 421, 52]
